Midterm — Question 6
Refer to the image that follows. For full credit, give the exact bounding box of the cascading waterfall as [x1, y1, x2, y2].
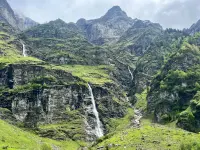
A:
[88, 84, 104, 138]
[128, 66, 133, 81]
[22, 43, 27, 57]
[133, 109, 142, 127]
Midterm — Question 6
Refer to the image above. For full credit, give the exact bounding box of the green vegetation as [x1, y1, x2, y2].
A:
[106, 108, 134, 133]
[177, 91, 200, 132]
[0, 119, 80, 150]
[93, 119, 200, 150]
[0, 31, 43, 69]
[135, 89, 148, 111]
[38, 107, 86, 141]
[44, 64, 113, 85]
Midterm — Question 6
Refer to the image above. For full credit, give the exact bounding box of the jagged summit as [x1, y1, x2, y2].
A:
[76, 6, 135, 45]
[187, 19, 200, 35]
[102, 6, 128, 20]
[106, 6, 123, 14]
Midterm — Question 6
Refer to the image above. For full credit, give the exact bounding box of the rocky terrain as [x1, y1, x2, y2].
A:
[0, 0, 38, 31]
[1, 0, 200, 150]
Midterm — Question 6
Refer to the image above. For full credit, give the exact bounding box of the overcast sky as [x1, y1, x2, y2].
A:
[7, 0, 200, 29]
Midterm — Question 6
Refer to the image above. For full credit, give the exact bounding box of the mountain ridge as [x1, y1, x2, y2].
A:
[0, 0, 38, 31]
[1, 1, 200, 150]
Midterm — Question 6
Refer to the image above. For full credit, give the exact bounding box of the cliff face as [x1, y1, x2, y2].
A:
[0, 63, 127, 141]
[0, 0, 38, 31]
[76, 6, 136, 45]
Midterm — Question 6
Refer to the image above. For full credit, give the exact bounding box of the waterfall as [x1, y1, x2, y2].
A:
[128, 66, 133, 81]
[88, 84, 104, 138]
[22, 43, 27, 57]
[133, 109, 142, 127]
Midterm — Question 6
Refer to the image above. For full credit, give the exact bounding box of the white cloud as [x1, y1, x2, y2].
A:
[7, 0, 200, 29]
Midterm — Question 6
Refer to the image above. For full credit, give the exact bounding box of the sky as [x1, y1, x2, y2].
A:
[7, 0, 200, 29]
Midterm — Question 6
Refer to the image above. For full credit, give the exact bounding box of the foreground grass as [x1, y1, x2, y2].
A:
[93, 119, 200, 150]
[0, 119, 80, 150]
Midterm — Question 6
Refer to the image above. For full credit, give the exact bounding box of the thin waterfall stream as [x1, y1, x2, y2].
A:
[88, 84, 104, 138]
[22, 42, 27, 57]
[128, 66, 133, 80]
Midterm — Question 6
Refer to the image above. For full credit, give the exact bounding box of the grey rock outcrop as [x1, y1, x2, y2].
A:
[0, 0, 38, 31]
[76, 6, 136, 45]
[0, 64, 127, 141]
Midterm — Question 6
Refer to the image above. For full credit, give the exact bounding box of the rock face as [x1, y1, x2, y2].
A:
[131, 29, 186, 94]
[14, 11, 38, 30]
[186, 19, 200, 35]
[24, 19, 81, 39]
[0, 64, 127, 141]
[118, 20, 163, 56]
[0, 0, 18, 29]
[0, 0, 38, 31]
[76, 6, 136, 45]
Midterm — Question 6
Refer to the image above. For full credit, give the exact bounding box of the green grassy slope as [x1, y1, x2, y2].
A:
[0, 119, 80, 150]
[93, 119, 200, 150]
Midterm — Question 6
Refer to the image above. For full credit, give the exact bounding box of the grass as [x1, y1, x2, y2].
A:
[106, 108, 134, 133]
[0, 31, 43, 69]
[0, 119, 80, 150]
[0, 56, 43, 70]
[44, 64, 113, 85]
[93, 119, 200, 150]
[135, 89, 148, 111]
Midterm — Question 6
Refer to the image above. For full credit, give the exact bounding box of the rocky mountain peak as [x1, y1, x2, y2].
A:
[132, 20, 163, 30]
[0, 0, 37, 30]
[50, 18, 66, 25]
[187, 19, 200, 35]
[76, 18, 87, 26]
[102, 6, 128, 20]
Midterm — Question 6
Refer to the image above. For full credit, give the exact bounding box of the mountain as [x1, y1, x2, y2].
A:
[76, 6, 136, 45]
[118, 20, 164, 56]
[0, 0, 19, 29]
[21, 19, 110, 65]
[147, 34, 200, 132]
[24, 19, 81, 39]
[186, 19, 200, 35]
[0, 0, 38, 31]
[14, 10, 38, 30]
[1, 2, 200, 150]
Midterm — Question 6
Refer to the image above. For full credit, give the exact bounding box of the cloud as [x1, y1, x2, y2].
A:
[7, 0, 200, 29]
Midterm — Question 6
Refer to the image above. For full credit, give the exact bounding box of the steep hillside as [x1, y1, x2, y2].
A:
[14, 10, 38, 30]
[0, 20, 130, 143]
[0, 0, 37, 31]
[0, 118, 80, 150]
[76, 6, 136, 45]
[93, 119, 200, 150]
[20, 19, 110, 65]
[186, 19, 200, 35]
[147, 33, 200, 132]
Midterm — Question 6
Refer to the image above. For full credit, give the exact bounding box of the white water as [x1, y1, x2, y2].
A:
[22, 43, 27, 57]
[88, 84, 104, 138]
[133, 109, 142, 127]
[128, 66, 133, 81]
